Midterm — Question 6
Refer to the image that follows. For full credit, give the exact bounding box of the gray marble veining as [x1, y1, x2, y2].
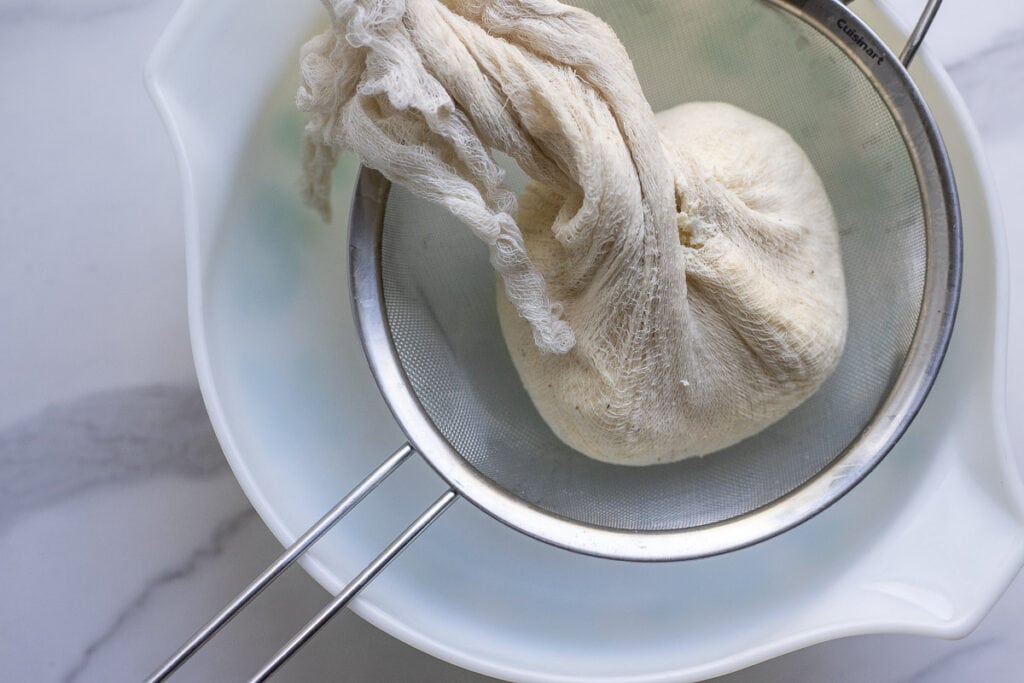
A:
[0, 386, 224, 534]
[61, 507, 256, 683]
[948, 28, 1024, 138]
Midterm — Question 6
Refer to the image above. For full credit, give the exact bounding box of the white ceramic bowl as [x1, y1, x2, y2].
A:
[147, 1, 1024, 681]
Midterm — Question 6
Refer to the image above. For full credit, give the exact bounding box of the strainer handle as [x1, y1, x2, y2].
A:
[899, 0, 944, 66]
[842, 0, 944, 67]
[146, 443, 458, 682]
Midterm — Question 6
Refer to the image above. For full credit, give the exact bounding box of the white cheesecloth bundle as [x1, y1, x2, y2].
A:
[298, 0, 848, 465]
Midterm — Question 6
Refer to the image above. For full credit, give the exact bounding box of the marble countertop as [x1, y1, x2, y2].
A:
[1, 0, 1022, 681]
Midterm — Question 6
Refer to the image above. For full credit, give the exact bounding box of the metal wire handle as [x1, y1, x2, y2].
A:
[900, 0, 943, 66]
[147, 0, 945, 678]
[146, 444, 458, 681]
[842, 0, 943, 66]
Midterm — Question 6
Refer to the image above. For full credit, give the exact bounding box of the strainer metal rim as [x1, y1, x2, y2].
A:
[348, 0, 962, 561]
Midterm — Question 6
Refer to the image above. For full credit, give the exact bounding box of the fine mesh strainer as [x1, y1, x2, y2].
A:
[151, 0, 960, 679]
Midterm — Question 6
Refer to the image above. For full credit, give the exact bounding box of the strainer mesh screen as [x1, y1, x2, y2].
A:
[379, 0, 925, 532]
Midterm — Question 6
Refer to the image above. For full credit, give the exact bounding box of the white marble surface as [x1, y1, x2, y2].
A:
[0, 0, 1021, 681]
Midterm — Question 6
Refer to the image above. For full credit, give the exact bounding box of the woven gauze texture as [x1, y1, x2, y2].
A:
[298, 0, 848, 465]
